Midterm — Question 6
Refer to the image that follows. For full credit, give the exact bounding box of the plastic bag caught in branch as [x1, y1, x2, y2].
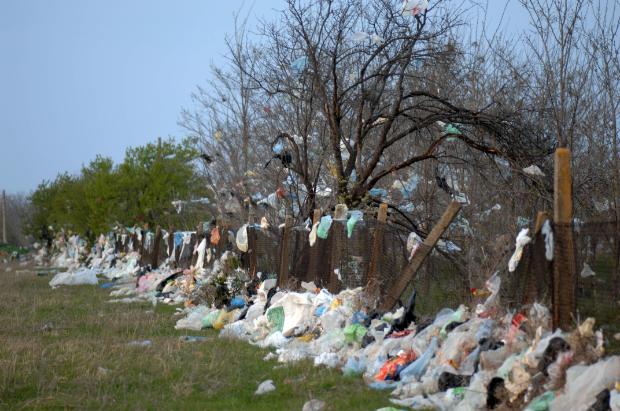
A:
[402, 0, 429, 16]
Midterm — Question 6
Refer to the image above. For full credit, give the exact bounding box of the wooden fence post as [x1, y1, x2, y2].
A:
[380, 201, 461, 311]
[553, 148, 576, 329]
[366, 203, 388, 297]
[168, 226, 175, 268]
[278, 215, 294, 288]
[190, 223, 203, 268]
[328, 205, 348, 293]
[305, 209, 322, 284]
[152, 226, 161, 268]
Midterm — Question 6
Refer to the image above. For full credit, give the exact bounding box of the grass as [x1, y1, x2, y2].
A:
[0, 262, 392, 410]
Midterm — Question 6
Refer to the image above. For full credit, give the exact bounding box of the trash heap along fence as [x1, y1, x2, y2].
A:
[111, 202, 464, 317]
[107, 148, 618, 352]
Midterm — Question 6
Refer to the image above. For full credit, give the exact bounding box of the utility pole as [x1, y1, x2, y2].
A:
[2, 190, 6, 244]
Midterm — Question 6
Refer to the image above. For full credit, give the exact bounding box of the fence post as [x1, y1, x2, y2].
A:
[366, 203, 388, 298]
[305, 209, 322, 284]
[328, 205, 348, 293]
[191, 223, 203, 268]
[278, 215, 293, 288]
[167, 226, 174, 267]
[553, 148, 576, 329]
[152, 226, 161, 268]
[521, 212, 553, 305]
[380, 201, 461, 311]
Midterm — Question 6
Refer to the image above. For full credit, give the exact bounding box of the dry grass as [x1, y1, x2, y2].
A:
[0, 262, 391, 410]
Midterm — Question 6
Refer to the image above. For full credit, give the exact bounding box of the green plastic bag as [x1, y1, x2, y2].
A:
[317, 216, 333, 239]
[443, 123, 462, 136]
[202, 310, 220, 329]
[344, 323, 367, 344]
[524, 391, 555, 411]
[347, 211, 363, 238]
[267, 306, 284, 332]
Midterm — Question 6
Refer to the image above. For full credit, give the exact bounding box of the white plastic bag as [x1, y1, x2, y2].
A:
[550, 356, 620, 411]
[236, 224, 249, 252]
[49, 268, 99, 288]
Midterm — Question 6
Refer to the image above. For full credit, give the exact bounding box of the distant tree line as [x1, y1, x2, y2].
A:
[27, 137, 209, 244]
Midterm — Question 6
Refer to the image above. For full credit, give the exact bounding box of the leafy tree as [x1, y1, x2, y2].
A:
[27, 137, 208, 243]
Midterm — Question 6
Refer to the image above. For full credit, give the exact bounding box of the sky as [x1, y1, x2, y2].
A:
[0, 0, 527, 194]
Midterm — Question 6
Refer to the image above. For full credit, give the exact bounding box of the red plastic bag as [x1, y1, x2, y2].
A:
[374, 351, 417, 381]
[210, 227, 221, 246]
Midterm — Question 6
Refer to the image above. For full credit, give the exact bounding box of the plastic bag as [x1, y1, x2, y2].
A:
[343, 355, 367, 376]
[175, 305, 211, 330]
[344, 324, 368, 344]
[267, 306, 284, 332]
[524, 391, 555, 411]
[347, 210, 363, 238]
[542, 220, 554, 261]
[317, 216, 333, 239]
[401, 0, 428, 16]
[314, 352, 340, 368]
[400, 337, 438, 382]
[290, 56, 308, 74]
[611, 389, 620, 411]
[407, 232, 423, 261]
[255, 379, 275, 395]
[508, 228, 531, 272]
[213, 309, 237, 330]
[274, 293, 315, 337]
[309, 222, 319, 246]
[476, 273, 501, 317]
[320, 309, 346, 332]
[210, 226, 221, 245]
[49, 268, 99, 288]
[374, 351, 417, 381]
[236, 224, 249, 252]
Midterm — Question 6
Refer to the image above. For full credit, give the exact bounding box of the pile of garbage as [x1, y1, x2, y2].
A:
[46, 232, 620, 410]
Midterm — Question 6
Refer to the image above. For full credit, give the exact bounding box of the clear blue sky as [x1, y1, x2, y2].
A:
[0, 0, 526, 194]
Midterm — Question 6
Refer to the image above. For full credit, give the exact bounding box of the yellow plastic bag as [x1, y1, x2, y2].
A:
[213, 309, 237, 330]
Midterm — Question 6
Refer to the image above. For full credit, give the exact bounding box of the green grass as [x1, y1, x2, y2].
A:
[0, 263, 392, 410]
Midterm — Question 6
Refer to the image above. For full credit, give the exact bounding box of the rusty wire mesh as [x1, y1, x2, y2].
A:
[573, 221, 620, 353]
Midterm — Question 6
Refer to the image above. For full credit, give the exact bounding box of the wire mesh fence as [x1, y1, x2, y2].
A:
[111, 207, 620, 354]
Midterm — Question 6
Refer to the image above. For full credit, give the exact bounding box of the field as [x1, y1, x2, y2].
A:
[0, 262, 391, 410]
